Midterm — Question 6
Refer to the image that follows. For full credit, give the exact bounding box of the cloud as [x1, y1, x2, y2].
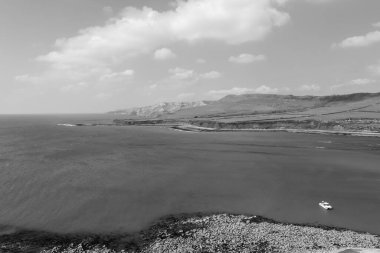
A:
[200, 71, 222, 79]
[37, 0, 289, 72]
[16, 0, 290, 108]
[207, 85, 279, 98]
[229, 54, 266, 64]
[255, 85, 279, 93]
[330, 78, 376, 90]
[350, 78, 376, 85]
[369, 61, 380, 75]
[334, 31, 380, 48]
[168, 68, 221, 81]
[298, 84, 321, 91]
[169, 0, 289, 44]
[169, 68, 195, 80]
[154, 48, 177, 60]
[99, 69, 135, 82]
[372, 22, 380, 28]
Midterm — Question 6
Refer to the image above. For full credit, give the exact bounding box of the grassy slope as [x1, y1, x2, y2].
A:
[163, 93, 380, 122]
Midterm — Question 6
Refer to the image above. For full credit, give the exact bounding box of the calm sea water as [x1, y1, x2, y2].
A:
[0, 115, 380, 235]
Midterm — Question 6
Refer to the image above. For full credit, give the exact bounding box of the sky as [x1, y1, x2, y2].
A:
[1, 0, 380, 114]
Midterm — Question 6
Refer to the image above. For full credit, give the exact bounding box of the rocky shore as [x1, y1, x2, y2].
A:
[187, 118, 380, 133]
[1, 214, 379, 252]
[170, 123, 380, 137]
[111, 118, 380, 137]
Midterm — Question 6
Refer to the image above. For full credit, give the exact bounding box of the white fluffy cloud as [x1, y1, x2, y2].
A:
[255, 85, 279, 93]
[334, 31, 380, 48]
[169, 68, 195, 80]
[154, 48, 177, 60]
[168, 68, 221, 81]
[99, 69, 135, 82]
[200, 71, 222, 79]
[37, 0, 289, 71]
[373, 22, 380, 28]
[351, 78, 376, 85]
[229, 54, 266, 64]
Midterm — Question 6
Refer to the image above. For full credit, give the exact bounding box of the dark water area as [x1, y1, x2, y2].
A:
[0, 115, 380, 236]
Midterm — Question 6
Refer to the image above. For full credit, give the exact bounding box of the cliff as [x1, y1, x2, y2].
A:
[111, 92, 380, 133]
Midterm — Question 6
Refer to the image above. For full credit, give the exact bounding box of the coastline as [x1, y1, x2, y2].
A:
[43, 120, 380, 252]
[1, 213, 379, 253]
[110, 117, 380, 137]
[62, 122, 380, 138]
[56, 118, 380, 138]
[170, 124, 380, 137]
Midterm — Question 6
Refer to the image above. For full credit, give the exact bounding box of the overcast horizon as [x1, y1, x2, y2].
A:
[1, 0, 380, 113]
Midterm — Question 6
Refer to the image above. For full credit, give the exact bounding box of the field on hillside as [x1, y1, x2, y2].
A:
[111, 93, 380, 133]
[153, 93, 380, 122]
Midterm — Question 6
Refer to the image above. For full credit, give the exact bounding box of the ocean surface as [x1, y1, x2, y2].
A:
[0, 114, 380, 235]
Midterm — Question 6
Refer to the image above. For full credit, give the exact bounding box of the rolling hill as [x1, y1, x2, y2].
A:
[111, 92, 380, 120]
[108, 101, 209, 118]
[111, 92, 380, 133]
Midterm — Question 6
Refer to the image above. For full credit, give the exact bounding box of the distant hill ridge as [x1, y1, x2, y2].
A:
[108, 101, 209, 118]
[109, 92, 380, 119]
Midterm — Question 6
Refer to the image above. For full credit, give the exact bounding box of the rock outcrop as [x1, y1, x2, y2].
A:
[3, 214, 377, 253]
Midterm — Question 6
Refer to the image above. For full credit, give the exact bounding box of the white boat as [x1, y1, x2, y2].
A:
[57, 123, 76, 127]
[319, 201, 333, 210]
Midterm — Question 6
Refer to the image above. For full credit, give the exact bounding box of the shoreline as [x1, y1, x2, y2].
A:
[57, 122, 380, 137]
[170, 124, 380, 137]
[1, 213, 379, 252]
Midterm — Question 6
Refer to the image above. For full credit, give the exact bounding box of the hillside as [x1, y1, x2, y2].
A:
[108, 101, 208, 118]
[167, 93, 380, 119]
[111, 92, 380, 120]
[112, 92, 380, 133]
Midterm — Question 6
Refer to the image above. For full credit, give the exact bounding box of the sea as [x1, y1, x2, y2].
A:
[0, 114, 379, 235]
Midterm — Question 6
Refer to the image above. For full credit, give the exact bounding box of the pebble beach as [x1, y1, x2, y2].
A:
[2, 213, 379, 253]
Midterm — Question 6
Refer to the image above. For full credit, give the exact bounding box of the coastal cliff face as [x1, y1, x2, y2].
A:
[188, 119, 380, 132]
[110, 92, 380, 119]
[112, 118, 380, 132]
[111, 92, 380, 133]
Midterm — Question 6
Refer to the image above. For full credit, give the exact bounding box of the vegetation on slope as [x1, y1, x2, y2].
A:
[112, 92, 380, 133]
